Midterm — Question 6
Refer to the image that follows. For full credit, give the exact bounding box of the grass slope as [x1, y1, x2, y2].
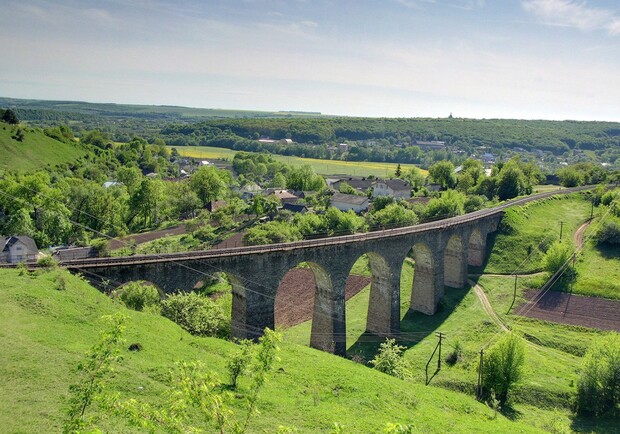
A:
[0, 267, 541, 433]
[480, 194, 591, 274]
[0, 124, 86, 172]
[171, 145, 427, 177]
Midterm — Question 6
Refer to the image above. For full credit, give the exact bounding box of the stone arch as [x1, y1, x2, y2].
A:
[410, 242, 441, 314]
[444, 234, 466, 288]
[468, 228, 485, 267]
[274, 262, 335, 352]
[229, 272, 250, 340]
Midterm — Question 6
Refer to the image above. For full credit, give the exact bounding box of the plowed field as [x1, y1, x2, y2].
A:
[275, 269, 371, 327]
[518, 289, 620, 331]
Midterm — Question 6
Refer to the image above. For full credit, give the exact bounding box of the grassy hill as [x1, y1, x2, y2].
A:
[0, 123, 86, 172]
[1, 267, 542, 433]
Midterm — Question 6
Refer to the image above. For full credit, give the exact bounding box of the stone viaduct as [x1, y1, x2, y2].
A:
[60, 187, 591, 356]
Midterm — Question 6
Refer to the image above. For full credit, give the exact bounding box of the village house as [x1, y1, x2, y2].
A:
[330, 193, 369, 213]
[0, 236, 39, 263]
[372, 179, 411, 199]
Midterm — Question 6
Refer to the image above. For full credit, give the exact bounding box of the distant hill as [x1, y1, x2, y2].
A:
[0, 96, 327, 125]
[0, 123, 86, 172]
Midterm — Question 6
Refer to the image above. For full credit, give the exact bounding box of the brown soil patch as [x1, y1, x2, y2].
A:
[517, 289, 620, 331]
[275, 269, 371, 328]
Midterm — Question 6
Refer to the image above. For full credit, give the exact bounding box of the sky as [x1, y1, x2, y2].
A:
[1, 0, 620, 121]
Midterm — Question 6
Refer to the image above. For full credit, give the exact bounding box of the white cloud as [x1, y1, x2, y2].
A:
[522, 0, 620, 35]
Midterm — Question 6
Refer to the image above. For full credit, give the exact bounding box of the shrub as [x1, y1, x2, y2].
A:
[575, 333, 620, 416]
[482, 333, 525, 406]
[227, 339, 253, 389]
[160, 292, 229, 338]
[369, 338, 410, 379]
[113, 282, 160, 311]
[595, 219, 620, 246]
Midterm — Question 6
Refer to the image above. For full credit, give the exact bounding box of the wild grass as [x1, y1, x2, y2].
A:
[0, 124, 86, 172]
[0, 267, 542, 433]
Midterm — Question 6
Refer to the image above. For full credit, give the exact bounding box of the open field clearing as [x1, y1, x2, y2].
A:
[170, 145, 426, 177]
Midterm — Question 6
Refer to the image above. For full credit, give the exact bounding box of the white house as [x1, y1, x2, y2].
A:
[0, 236, 39, 263]
[372, 179, 411, 199]
[330, 193, 369, 213]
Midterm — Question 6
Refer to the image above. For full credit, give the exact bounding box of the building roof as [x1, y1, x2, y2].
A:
[377, 179, 410, 191]
[282, 203, 309, 213]
[270, 189, 298, 200]
[330, 193, 369, 206]
[335, 178, 375, 191]
[1, 235, 38, 253]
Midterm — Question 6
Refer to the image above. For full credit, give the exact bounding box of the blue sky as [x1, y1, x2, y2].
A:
[1, 0, 619, 120]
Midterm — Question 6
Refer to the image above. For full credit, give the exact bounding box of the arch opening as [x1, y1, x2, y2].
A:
[406, 242, 441, 315]
[275, 262, 336, 352]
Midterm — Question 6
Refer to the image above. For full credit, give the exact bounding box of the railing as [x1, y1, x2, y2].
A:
[49, 185, 592, 268]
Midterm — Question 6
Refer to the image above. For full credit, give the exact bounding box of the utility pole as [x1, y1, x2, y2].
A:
[559, 221, 564, 242]
[477, 349, 484, 399]
[590, 197, 594, 220]
[436, 332, 445, 371]
[507, 274, 518, 314]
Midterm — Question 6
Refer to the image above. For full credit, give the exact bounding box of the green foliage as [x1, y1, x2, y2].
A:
[64, 313, 127, 434]
[542, 241, 572, 274]
[2, 108, 19, 124]
[160, 292, 229, 338]
[190, 165, 230, 207]
[428, 161, 456, 189]
[575, 333, 620, 417]
[367, 203, 418, 228]
[595, 218, 620, 246]
[113, 282, 160, 312]
[286, 164, 325, 191]
[464, 195, 487, 213]
[324, 207, 368, 235]
[338, 181, 357, 195]
[425, 189, 465, 219]
[369, 338, 410, 380]
[243, 220, 302, 245]
[227, 339, 253, 389]
[482, 333, 525, 406]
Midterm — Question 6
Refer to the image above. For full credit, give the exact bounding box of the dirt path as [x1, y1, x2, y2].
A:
[469, 272, 546, 278]
[468, 279, 509, 332]
[573, 219, 591, 250]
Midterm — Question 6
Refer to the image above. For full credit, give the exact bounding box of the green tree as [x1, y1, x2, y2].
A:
[338, 182, 358, 195]
[286, 164, 325, 191]
[367, 203, 418, 228]
[112, 282, 160, 311]
[575, 332, 620, 416]
[402, 167, 425, 190]
[2, 108, 19, 124]
[557, 167, 583, 187]
[482, 333, 525, 406]
[425, 190, 465, 219]
[496, 163, 527, 200]
[428, 161, 456, 189]
[190, 166, 229, 207]
[227, 339, 253, 389]
[543, 241, 574, 284]
[395, 163, 402, 177]
[324, 207, 367, 235]
[160, 292, 229, 338]
[595, 218, 620, 246]
[64, 314, 127, 434]
[369, 338, 410, 379]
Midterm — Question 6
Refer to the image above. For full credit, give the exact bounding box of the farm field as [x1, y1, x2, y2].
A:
[170, 145, 427, 177]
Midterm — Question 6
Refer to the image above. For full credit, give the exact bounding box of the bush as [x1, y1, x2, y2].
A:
[161, 292, 229, 338]
[113, 282, 160, 311]
[595, 219, 620, 246]
[576, 333, 620, 416]
[482, 333, 525, 406]
[369, 338, 410, 379]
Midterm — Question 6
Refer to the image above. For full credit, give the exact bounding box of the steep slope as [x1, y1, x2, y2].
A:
[0, 124, 86, 172]
[0, 268, 540, 433]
